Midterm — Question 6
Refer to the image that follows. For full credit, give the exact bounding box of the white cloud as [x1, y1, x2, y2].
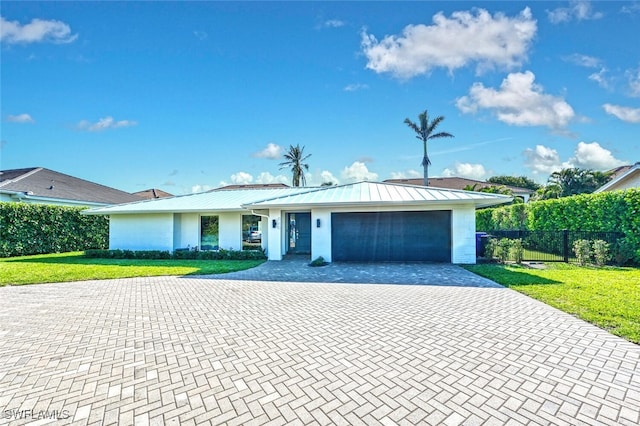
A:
[6, 113, 34, 123]
[569, 141, 627, 170]
[324, 19, 345, 28]
[344, 83, 369, 92]
[389, 169, 422, 179]
[361, 7, 536, 78]
[255, 172, 289, 185]
[523, 142, 626, 177]
[319, 170, 339, 185]
[77, 116, 137, 132]
[603, 104, 640, 123]
[588, 68, 610, 89]
[341, 161, 378, 183]
[564, 53, 602, 68]
[547, 1, 603, 24]
[1, 16, 78, 44]
[456, 71, 575, 129]
[621, 3, 640, 14]
[441, 163, 488, 180]
[523, 145, 563, 176]
[626, 67, 640, 97]
[252, 143, 283, 159]
[230, 171, 253, 185]
[191, 184, 214, 193]
[193, 30, 208, 40]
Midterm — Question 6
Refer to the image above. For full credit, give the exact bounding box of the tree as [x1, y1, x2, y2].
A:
[279, 144, 311, 187]
[404, 110, 454, 186]
[547, 168, 611, 197]
[487, 175, 541, 191]
[463, 184, 523, 203]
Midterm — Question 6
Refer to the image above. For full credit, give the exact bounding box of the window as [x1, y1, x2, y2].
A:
[200, 216, 219, 250]
[242, 214, 262, 250]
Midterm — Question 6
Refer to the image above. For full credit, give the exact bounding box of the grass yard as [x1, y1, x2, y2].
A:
[0, 252, 265, 286]
[464, 263, 640, 344]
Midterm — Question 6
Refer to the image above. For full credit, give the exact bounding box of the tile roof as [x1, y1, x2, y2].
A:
[0, 167, 142, 205]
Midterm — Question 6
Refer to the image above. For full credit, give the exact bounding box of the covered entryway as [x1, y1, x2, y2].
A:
[331, 211, 451, 262]
[287, 212, 311, 254]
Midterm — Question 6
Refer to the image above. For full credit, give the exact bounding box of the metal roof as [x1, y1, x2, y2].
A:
[243, 181, 512, 209]
[83, 187, 312, 215]
[84, 181, 512, 215]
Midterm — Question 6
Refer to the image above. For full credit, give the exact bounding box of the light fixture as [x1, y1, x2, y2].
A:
[316, 218, 321, 228]
[272, 219, 277, 228]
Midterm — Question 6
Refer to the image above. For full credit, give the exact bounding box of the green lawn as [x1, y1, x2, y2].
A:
[0, 252, 265, 286]
[464, 263, 640, 344]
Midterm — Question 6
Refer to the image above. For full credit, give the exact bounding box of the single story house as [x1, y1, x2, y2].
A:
[84, 181, 511, 264]
[0, 167, 143, 207]
[594, 162, 640, 193]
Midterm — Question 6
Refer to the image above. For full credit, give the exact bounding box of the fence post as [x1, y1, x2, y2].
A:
[563, 229, 569, 263]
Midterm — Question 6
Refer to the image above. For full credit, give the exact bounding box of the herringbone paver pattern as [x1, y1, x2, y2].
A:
[1, 272, 639, 425]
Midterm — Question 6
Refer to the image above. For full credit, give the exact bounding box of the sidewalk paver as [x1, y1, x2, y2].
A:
[1, 265, 639, 425]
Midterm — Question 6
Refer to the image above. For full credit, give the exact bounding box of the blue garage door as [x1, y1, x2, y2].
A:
[331, 211, 452, 262]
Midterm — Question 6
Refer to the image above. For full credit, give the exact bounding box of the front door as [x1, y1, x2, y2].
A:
[287, 213, 311, 254]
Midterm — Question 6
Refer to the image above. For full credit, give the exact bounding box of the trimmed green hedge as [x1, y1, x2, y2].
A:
[84, 249, 267, 261]
[477, 189, 640, 262]
[0, 202, 109, 257]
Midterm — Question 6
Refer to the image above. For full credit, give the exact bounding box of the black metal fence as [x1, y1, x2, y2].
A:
[481, 230, 625, 262]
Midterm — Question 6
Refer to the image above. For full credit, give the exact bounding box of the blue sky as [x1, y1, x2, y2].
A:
[2, 1, 639, 195]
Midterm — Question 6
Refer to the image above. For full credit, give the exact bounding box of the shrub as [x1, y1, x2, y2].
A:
[509, 239, 524, 264]
[0, 202, 108, 257]
[309, 256, 329, 267]
[84, 249, 267, 261]
[573, 239, 591, 266]
[612, 239, 636, 266]
[591, 240, 610, 267]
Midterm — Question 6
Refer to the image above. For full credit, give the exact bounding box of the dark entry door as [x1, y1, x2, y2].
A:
[331, 211, 452, 262]
[288, 213, 311, 254]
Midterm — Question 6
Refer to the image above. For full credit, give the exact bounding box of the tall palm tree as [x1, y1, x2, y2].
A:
[279, 144, 311, 187]
[404, 110, 454, 186]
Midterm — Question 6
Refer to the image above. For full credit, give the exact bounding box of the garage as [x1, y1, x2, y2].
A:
[331, 211, 452, 262]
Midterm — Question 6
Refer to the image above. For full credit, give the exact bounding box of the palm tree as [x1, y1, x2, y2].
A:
[404, 110, 454, 186]
[279, 144, 311, 187]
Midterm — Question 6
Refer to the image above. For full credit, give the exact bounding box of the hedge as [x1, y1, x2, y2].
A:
[84, 248, 267, 261]
[0, 202, 109, 257]
[476, 188, 640, 262]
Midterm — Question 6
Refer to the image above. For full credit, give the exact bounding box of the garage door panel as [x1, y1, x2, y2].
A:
[331, 211, 451, 262]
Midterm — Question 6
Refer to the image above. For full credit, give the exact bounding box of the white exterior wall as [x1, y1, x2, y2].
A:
[451, 205, 477, 264]
[266, 209, 283, 260]
[311, 208, 333, 262]
[173, 213, 199, 250]
[110, 214, 174, 251]
[218, 212, 243, 251]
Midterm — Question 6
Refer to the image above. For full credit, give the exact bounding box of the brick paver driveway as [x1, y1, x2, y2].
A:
[1, 266, 639, 425]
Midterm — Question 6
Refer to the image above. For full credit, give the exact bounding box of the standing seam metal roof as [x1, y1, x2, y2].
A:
[84, 181, 512, 215]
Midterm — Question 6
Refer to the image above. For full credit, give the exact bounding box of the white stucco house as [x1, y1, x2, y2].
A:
[84, 181, 511, 264]
[594, 162, 640, 193]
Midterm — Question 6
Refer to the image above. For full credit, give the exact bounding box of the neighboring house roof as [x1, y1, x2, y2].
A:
[383, 177, 535, 196]
[216, 184, 290, 190]
[132, 188, 174, 199]
[0, 167, 142, 206]
[595, 162, 640, 193]
[86, 181, 511, 215]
